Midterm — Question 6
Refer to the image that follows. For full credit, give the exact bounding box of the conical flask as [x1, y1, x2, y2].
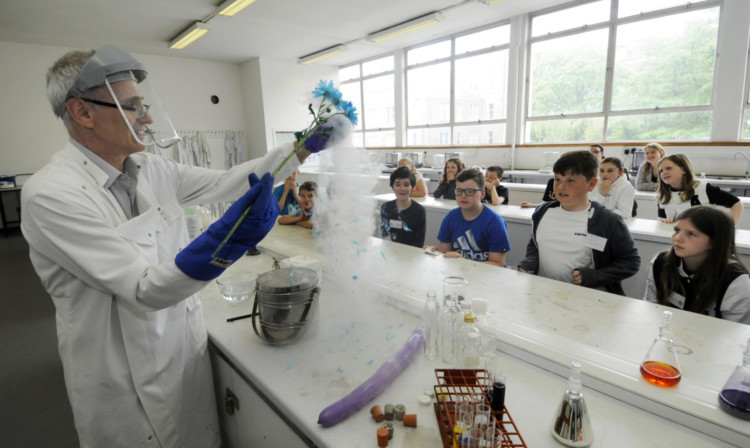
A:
[640, 310, 681, 387]
[718, 338, 750, 420]
[551, 361, 593, 447]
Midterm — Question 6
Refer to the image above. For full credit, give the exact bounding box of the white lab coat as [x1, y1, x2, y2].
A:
[21, 141, 299, 448]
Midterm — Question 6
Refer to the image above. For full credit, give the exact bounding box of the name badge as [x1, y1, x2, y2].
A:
[583, 233, 607, 252]
[668, 293, 686, 309]
[390, 219, 403, 230]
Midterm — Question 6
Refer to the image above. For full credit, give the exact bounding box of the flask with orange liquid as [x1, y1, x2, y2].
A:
[640, 310, 681, 387]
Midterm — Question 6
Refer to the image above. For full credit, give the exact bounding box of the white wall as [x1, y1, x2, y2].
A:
[240, 57, 337, 158]
[0, 41, 248, 176]
[239, 58, 267, 160]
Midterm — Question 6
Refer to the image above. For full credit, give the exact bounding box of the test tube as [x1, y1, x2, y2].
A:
[474, 403, 491, 430]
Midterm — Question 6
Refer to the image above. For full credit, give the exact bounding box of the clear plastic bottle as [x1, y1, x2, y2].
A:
[640, 310, 681, 387]
[456, 314, 482, 367]
[462, 332, 482, 368]
[718, 338, 750, 420]
[439, 292, 461, 364]
[422, 290, 440, 360]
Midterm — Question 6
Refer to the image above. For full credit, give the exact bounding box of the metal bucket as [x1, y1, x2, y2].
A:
[251, 267, 320, 345]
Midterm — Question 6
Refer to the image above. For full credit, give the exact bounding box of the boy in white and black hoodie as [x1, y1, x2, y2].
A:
[518, 150, 641, 295]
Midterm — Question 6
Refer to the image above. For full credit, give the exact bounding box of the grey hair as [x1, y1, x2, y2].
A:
[46, 49, 95, 130]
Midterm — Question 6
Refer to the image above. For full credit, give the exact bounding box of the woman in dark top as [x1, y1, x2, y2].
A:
[433, 157, 465, 200]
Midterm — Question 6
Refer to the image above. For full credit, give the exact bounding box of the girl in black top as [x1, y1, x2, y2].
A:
[434, 157, 465, 200]
[656, 154, 742, 225]
[644, 206, 750, 324]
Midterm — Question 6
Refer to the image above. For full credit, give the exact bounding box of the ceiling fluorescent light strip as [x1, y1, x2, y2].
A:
[297, 44, 349, 65]
[218, 0, 258, 17]
[480, 0, 507, 5]
[367, 12, 444, 43]
[169, 22, 210, 49]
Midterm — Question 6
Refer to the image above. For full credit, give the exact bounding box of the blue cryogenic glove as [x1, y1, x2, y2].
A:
[175, 173, 279, 281]
[303, 125, 332, 153]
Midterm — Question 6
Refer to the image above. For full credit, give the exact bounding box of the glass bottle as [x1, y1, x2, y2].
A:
[456, 313, 482, 368]
[551, 361, 593, 447]
[439, 292, 461, 364]
[422, 290, 440, 360]
[640, 310, 681, 387]
[718, 338, 750, 420]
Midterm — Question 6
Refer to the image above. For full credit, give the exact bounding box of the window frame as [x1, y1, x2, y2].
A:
[339, 54, 397, 147]
[524, 0, 722, 143]
[404, 21, 512, 147]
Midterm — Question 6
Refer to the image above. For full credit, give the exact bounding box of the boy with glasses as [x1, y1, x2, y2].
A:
[518, 151, 640, 295]
[431, 167, 511, 267]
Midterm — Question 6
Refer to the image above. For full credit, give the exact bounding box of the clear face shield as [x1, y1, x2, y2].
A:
[66, 45, 180, 149]
[101, 73, 180, 149]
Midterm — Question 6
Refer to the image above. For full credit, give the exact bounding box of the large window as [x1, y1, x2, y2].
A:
[338, 0, 742, 146]
[527, 0, 720, 142]
[406, 24, 510, 146]
[339, 56, 395, 147]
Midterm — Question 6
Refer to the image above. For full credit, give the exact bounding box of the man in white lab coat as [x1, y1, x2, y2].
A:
[21, 46, 321, 447]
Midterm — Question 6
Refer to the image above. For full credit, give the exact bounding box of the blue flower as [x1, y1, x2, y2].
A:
[339, 100, 358, 126]
[312, 80, 342, 105]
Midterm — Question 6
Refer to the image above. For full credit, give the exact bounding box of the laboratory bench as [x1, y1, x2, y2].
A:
[200, 225, 750, 448]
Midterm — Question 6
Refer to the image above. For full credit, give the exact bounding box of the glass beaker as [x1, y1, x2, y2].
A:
[443, 276, 468, 303]
[718, 338, 750, 420]
[640, 311, 681, 387]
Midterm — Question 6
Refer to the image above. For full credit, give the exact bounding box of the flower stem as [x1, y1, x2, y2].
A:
[210, 142, 303, 259]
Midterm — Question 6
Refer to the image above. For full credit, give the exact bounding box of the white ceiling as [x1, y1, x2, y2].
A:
[0, 0, 569, 66]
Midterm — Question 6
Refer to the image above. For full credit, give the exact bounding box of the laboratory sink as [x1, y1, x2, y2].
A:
[702, 176, 750, 196]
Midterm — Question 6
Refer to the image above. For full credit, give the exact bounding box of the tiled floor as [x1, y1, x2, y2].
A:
[0, 229, 79, 448]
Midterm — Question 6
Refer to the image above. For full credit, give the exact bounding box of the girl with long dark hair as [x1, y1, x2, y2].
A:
[644, 206, 750, 324]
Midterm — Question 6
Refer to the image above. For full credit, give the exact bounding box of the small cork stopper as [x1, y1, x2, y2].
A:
[394, 404, 406, 421]
[384, 403, 395, 421]
[377, 427, 389, 447]
[370, 405, 384, 423]
[403, 413, 417, 427]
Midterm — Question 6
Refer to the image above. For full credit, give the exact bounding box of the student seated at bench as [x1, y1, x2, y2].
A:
[380, 166, 426, 248]
[429, 167, 511, 267]
[397, 157, 428, 198]
[434, 157, 465, 200]
[277, 181, 317, 229]
[518, 151, 640, 295]
[656, 154, 742, 226]
[483, 165, 509, 206]
[644, 206, 750, 324]
[589, 157, 636, 220]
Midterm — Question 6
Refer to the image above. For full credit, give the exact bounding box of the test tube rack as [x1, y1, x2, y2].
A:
[433, 369, 527, 448]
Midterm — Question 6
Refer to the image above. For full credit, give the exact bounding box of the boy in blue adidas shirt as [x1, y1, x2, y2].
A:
[434, 167, 511, 267]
